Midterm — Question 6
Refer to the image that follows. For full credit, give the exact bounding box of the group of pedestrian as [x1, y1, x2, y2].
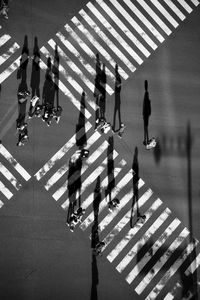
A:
[0, 0, 9, 19]
[93, 54, 125, 136]
[16, 36, 63, 146]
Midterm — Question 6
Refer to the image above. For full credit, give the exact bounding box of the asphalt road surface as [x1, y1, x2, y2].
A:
[0, 1, 200, 299]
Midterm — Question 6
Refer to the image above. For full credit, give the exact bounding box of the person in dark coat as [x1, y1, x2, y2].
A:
[143, 80, 151, 145]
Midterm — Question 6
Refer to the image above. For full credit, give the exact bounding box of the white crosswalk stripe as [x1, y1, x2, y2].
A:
[0, 162, 22, 190]
[0, 142, 30, 204]
[34, 121, 92, 181]
[0, 142, 31, 181]
[0, 34, 11, 47]
[136, 0, 172, 35]
[149, 0, 179, 28]
[107, 198, 163, 263]
[125, 218, 181, 284]
[147, 240, 198, 300]
[107, 0, 157, 49]
[176, 0, 193, 13]
[0, 180, 13, 199]
[123, 0, 164, 43]
[0, 29, 20, 84]
[80, 8, 138, 69]
[55, 31, 114, 95]
[163, 0, 186, 21]
[71, 16, 129, 79]
[52, 138, 108, 201]
[135, 227, 190, 294]
[101, 189, 153, 251]
[86, 1, 148, 60]
[116, 208, 171, 273]
[96, 179, 145, 234]
[39, 47, 95, 114]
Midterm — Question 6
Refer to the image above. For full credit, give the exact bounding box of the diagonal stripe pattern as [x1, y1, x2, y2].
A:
[0, 141, 31, 206]
[1, 1, 200, 299]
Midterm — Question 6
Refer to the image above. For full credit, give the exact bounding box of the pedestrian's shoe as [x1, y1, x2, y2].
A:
[31, 96, 39, 107]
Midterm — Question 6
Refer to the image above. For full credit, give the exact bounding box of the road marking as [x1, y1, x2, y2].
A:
[0, 43, 20, 66]
[34, 121, 92, 180]
[61, 150, 119, 210]
[123, 0, 164, 43]
[80, 170, 134, 230]
[149, 0, 179, 28]
[80, 7, 138, 69]
[136, 0, 172, 35]
[88, 0, 147, 60]
[135, 227, 190, 294]
[52, 135, 107, 201]
[163, 0, 186, 21]
[107, 0, 157, 49]
[97, 179, 145, 234]
[0, 180, 13, 199]
[107, 198, 163, 263]
[146, 240, 198, 300]
[71, 16, 129, 79]
[101, 189, 153, 251]
[0, 162, 22, 190]
[126, 218, 181, 284]
[0, 34, 10, 47]
[0, 142, 31, 181]
[175, 0, 193, 13]
[56, 31, 113, 95]
[116, 208, 171, 273]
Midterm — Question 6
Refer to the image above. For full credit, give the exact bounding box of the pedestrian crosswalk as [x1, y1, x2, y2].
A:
[0, 141, 31, 207]
[1, 1, 200, 299]
[31, 1, 200, 298]
[0, 27, 21, 84]
[33, 118, 200, 299]
[36, 0, 199, 118]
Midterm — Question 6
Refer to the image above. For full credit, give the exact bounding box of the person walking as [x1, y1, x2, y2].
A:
[143, 80, 151, 146]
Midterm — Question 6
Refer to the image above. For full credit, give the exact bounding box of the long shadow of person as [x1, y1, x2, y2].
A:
[30, 36, 40, 98]
[28, 36, 41, 118]
[66, 152, 83, 231]
[91, 176, 105, 257]
[105, 136, 115, 207]
[91, 176, 101, 250]
[52, 44, 62, 123]
[99, 63, 107, 122]
[130, 147, 146, 228]
[90, 253, 99, 300]
[112, 63, 122, 132]
[76, 91, 87, 151]
[94, 53, 102, 129]
[143, 80, 151, 146]
[41, 57, 55, 125]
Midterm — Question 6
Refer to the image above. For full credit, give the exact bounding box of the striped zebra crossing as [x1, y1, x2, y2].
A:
[1, 0, 200, 298]
[0, 28, 21, 84]
[33, 116, 200, 299]
[0, 141, 31, 207]
[33, 0, 199, 122]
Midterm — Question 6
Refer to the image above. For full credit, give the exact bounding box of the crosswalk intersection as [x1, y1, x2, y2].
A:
[0, 141, 31, 207]
[0, 0, 200, 299]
